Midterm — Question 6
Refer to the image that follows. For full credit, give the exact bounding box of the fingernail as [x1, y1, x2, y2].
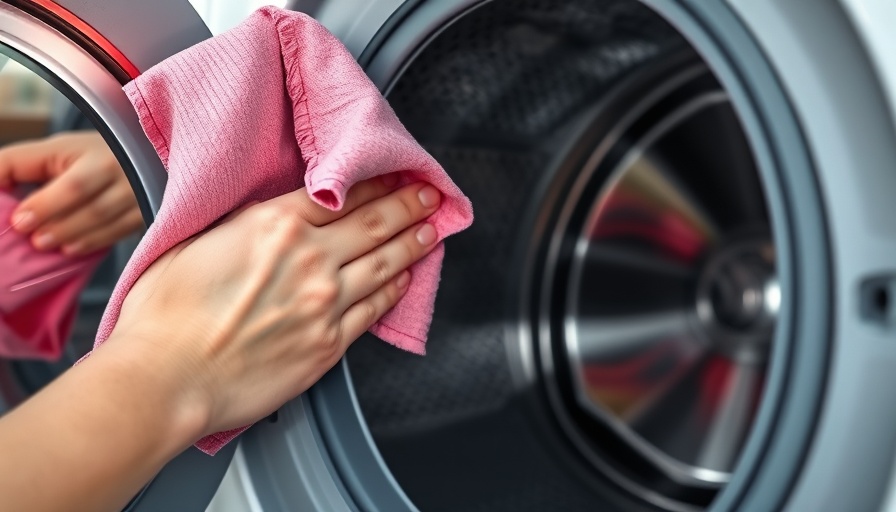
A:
[396, 270, 410, 290]
[416, 223, 437, 245]
[11, 210, 35, 232]
[62, 241, 86, 255]
[32, 232, 56, 250]
[418, 186, 440, 208]
[382, 173, 399, 187]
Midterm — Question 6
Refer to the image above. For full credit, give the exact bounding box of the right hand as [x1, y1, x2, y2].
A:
[102, 175, 442, 440]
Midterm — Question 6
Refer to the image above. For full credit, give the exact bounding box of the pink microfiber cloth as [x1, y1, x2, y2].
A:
[0, 191, 104, 360]
[87, 6, 473, 454]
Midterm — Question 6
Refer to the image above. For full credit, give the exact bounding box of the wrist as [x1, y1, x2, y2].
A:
[93, 331, 212, 457]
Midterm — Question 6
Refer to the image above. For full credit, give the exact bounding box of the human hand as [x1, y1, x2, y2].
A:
[0, 131, 143, 255]
[103, 175, 442, 440]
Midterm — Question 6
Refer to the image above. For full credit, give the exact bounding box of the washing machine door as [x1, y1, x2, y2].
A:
[0, 1, 235, 510]
[6, 1, 896, 511]
[227, 0, 896, 511]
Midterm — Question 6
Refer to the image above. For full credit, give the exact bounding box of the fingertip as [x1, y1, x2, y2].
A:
[31, 232, 57, 251]
[12, 210, 36, 233]
[415, 223, 438, 246]
[417, 185, 441, 209]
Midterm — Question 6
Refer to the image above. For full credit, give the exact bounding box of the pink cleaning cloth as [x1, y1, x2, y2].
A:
[86, 6, 473, 454]
[0, 191, 104, 360]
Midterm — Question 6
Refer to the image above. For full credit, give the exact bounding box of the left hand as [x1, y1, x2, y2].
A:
[0, 131, 143, 255]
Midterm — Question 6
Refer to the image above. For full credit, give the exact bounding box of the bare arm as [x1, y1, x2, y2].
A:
[0, 335, 206, 511]
[0, 175, 442, 511]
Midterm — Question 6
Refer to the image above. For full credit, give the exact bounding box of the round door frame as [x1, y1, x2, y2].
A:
[5, 0, 896, 511]
[250, 0, 896, 511]
[0, 2, 236, 511]
[720, 0, 896, 510]
[248, 0, 831, 510]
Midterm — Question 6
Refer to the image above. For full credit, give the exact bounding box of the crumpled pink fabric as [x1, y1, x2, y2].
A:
[0, 191, 104, 360]
[87, 6, 473, 454]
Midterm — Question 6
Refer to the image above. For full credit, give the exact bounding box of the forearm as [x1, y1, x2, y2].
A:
[0, 335, 207, 511]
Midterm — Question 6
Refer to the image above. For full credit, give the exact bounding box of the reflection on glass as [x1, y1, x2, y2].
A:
[0, 58, 54, 144]
[0, 48, 142, 413]
[567, 97, 774, 477]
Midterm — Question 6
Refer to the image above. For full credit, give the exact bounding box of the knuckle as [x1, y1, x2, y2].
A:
[363, 301, 380, 328]
[399, 239, 417, 263]
[295, 198, 323, 225]
[81, 241, 99, 254]
[359, 209, 390, 243]
[258, 206, 307, 240]
[369, 254, 392, 286]
[62, 175, 87, 197]
[246, 203, 272, 223]
[304, 279, 340, 310]
[388, 280, 404, 304]
[296, 247, 327, 274]
[318, 325, 343, 360]
[87, 203, 108, 222]
[398, 193, 416, 221]
[254, 203, 287, 225]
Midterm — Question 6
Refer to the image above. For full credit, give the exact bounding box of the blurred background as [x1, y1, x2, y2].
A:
[0, 1, 289, 149]
[187, 0, 289, 35]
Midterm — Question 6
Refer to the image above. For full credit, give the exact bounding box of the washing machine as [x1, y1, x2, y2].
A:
[1, 0, 895, 510]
